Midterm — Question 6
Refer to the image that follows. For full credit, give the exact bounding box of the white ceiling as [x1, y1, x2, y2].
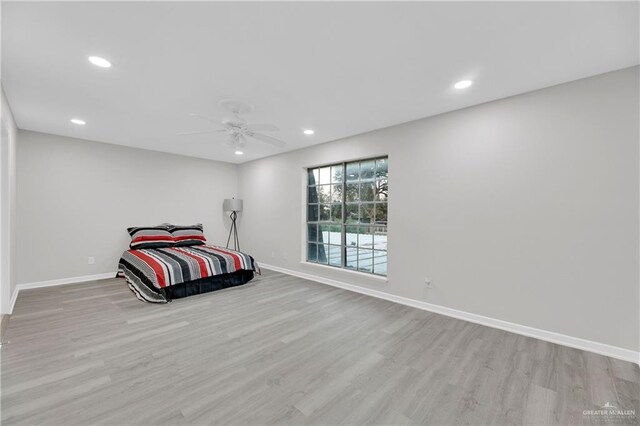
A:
[2, 2, 638, 164]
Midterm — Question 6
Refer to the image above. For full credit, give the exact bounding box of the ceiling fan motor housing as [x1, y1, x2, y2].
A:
[218, 99, 254, 115]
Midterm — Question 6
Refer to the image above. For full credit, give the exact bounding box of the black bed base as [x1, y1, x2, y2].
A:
[160, 270, 255, 301]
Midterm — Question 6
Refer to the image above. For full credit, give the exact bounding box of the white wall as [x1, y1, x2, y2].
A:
[1, 85, 17, 314]
[239, 67, 639, 353]
[15, 131, 239, 285]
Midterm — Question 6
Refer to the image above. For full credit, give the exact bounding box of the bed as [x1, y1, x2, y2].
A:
[117, 243, 259, 303]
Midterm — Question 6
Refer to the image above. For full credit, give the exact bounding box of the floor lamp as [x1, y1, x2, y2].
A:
[223, 198, 243, 251]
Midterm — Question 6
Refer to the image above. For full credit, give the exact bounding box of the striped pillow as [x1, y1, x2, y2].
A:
[127, 226, 175, 249]
[168, 224, 207, 247]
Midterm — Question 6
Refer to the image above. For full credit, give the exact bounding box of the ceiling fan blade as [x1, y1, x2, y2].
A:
[176, 129, 224, 136]
[188, 113, 222, 125]
[250, 132, 287, 148]
[248, 123, 279, 132]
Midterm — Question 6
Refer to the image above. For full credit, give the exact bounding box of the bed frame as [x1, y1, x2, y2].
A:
[159, 270, 255, 302]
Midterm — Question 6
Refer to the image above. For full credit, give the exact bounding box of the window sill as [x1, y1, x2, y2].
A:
[300, 261, 389, 283]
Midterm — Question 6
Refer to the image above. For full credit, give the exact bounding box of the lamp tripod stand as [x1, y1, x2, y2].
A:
[223, 198, 243, 251]
[226, 210, 240, 251]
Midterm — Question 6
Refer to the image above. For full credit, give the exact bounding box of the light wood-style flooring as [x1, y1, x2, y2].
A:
[2, 270, 638, 425]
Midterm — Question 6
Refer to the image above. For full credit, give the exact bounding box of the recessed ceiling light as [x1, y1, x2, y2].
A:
[88, 56, 112, 68]
[303, 129, 315, 135]
[454, 80, 473, 89]
[235, 150, 244, 155]
[70, 118, 86, 125]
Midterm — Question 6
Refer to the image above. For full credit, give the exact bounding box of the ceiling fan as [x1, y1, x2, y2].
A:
[177, 99, 286, 150]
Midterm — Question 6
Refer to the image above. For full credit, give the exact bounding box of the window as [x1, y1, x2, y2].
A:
[307, 157, 388, 276]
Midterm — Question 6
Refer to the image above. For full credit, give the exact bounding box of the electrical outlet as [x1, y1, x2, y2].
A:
[424, 277, 432, 288]
[88, 256, 95, 265]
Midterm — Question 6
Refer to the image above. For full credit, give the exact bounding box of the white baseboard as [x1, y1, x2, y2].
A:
[9, 288, 18, 317]
[7, 265, 639, 364]
[260, 263, 639, 365]
[10, 272, 117, 314]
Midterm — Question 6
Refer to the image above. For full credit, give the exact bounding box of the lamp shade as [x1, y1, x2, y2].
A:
[223, 198, 243, 212]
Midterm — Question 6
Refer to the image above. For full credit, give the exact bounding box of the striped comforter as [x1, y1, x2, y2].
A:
[118, 245, 259, 303]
